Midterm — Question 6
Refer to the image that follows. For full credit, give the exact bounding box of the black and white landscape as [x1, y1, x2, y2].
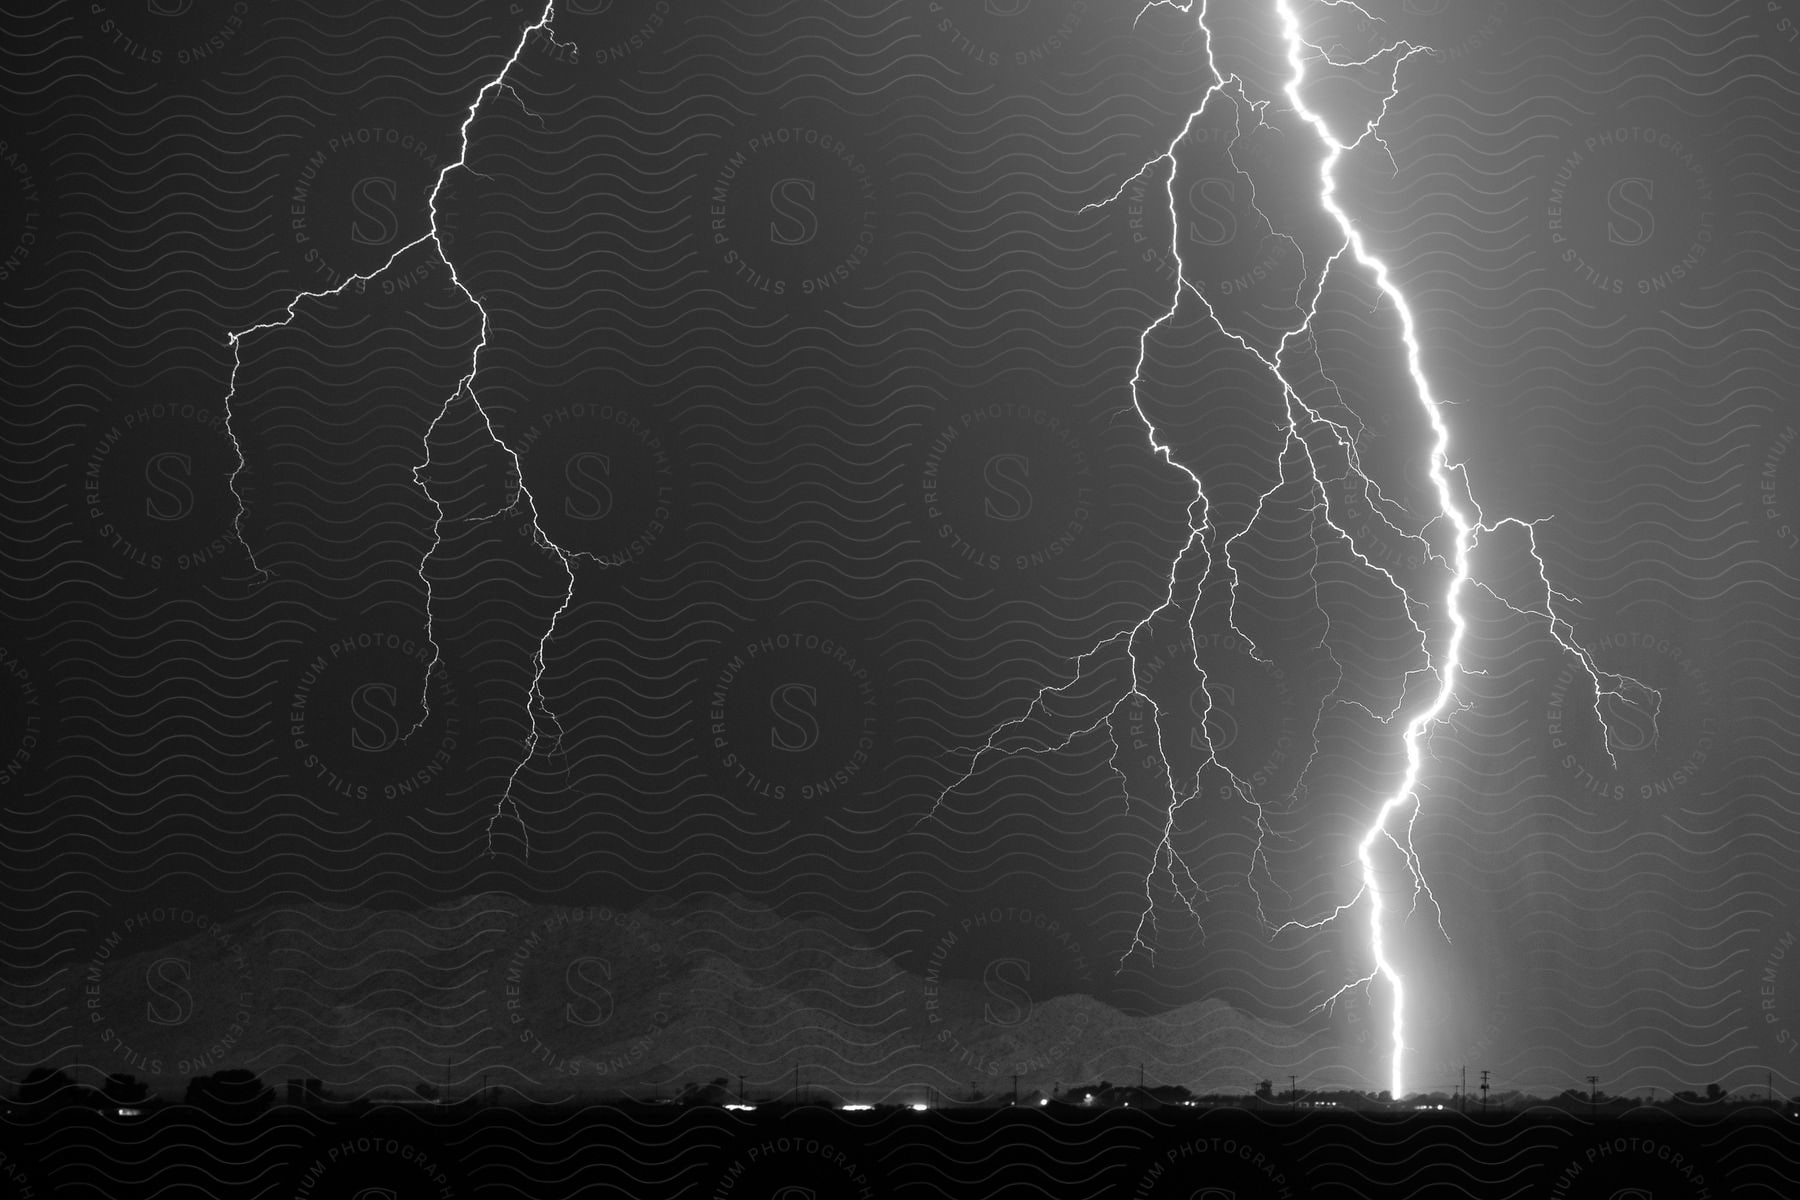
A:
[3, 0, 1798, 1195]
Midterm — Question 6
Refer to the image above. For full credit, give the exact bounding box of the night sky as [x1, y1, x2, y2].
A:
[4, 0, 1800, 1126]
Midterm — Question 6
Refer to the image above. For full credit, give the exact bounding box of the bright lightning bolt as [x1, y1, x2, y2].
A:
[223, 2, 590, 853]
[926, 0, 1663, 1103]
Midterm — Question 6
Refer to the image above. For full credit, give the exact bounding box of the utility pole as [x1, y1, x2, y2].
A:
[1479, 1070, 1490, 1114]
[794, 1063, 799, 1103]
[1139, 1063, 1145, 1089]
[1012, 1074, 1018, 1106]
[1586, 1075, 1598, 1117]
[1290, 1075, 1297, 1105]
[1461, 1067, 1466, 1114]
[738, 1075, 745, 1103]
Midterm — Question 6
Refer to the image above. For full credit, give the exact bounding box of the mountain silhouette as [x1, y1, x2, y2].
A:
[9, 893, 1327, 1100]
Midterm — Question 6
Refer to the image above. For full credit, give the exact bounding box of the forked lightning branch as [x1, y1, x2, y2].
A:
[223, 2, 597, 852]
[927, 0, 1660, 1100]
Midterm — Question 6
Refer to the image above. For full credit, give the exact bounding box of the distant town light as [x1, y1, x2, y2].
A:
[116, 1108, 142, 1116]
[841, 1104, 874, 1111]
[1038, 1098, 1049, 1106]
[910, 1103, 928, 1112]
[723, 1103, 756, 1111]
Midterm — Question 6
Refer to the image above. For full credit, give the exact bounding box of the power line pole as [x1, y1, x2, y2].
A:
[1461, 1066, 1466, 1114]
[1586, 1075, 1598, 1117]
[1289, 1075, 1297, 1105]
[1012, 1074, 1018, 1106]
[1479, 1070, 1490, 1114]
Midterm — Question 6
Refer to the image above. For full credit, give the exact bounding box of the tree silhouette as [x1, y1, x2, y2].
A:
[104, 1074, 150, 1106]
[15, 1066, 85, 1107]
[185, 1069, 274, 1116]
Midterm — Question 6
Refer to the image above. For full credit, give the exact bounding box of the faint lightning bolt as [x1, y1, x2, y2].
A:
[924, 0, 1662, 1103]
[223, 2, 588, 853]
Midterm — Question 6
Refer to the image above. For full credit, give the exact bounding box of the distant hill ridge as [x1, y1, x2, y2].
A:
[5, 893, 1327, 1099]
